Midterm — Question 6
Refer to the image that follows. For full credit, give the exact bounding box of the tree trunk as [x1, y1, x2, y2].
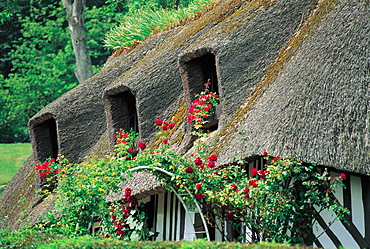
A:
[61, 0, 93, 83]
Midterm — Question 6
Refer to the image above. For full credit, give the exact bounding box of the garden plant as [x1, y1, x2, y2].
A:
[26, 87, 349, 246]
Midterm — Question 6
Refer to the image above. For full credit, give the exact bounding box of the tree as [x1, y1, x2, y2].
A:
[61, 0, 93, 83]
[0, 0, 119, 142]
[0, 0, 192, 142]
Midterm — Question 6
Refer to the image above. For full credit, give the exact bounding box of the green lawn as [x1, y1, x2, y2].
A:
[0, 143, 32, 186]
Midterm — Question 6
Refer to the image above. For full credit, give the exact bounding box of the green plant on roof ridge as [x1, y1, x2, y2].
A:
[104, 0, 217, 50]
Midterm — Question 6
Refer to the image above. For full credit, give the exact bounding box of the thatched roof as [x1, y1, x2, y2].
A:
[214, 0, 370, 175]
[1, 0, 369, 230]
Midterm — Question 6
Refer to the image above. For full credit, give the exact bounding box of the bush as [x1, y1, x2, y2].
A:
[0, 229, 314, 249]
[104, 0, 216, 50]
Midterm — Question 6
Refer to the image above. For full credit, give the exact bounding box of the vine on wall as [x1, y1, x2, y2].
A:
[32, 88, 348, 245]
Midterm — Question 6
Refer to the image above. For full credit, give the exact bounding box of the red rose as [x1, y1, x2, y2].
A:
[169, 123, 175, 129]
[125, 188, 132, 196]
[263, 151, 268, 156]
[251, 168, 258, 176]
[188, 107, 195, 114]
[138, 142, 146, 150]
[231, 183, 237, 190]
[340, 173, 346, 180]
[244, 186, 249, 192]
[196, 183, 202, 190]
[259, 170, 267, 179]
[187, 116, 195, 123]
[249, 179, 258, 188]
[244, 194, 250, 200]
[195, 193, 205, 200]
[128, 147, 134, 153]
[194, 157, 202, 166]
[272, 157, 280, 162]
[186, 167, 194, 173]
[155, 119, 163, 126]
[225, 211, 234, 220]
[163, 139, 168, 144]
[208, 160, 216, 168]
[162, 125, 169, 131]
[207, 154, 218, 161]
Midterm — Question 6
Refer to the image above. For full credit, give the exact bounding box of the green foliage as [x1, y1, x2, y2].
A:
[0, 229, 313, 249]
[104, 0, 216, 50]
[26, 115, 348, 246]
[0, 0, 124, 143]
[0, 1, 76, 143]
[0, 0, 216, 143]
[128, 0, 194, 11]
[0, 229, 64, 249]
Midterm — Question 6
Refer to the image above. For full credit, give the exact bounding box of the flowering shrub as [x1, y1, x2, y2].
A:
[33, 116, 348, 245]
[35, 158, 59, 180]
[154, 118, 176, 147]
[187, 90, 219, 130]
[114, 128, 142, 157]
[35, 157, 64, 194]
[109, 188, 156, 241]
[151, 148, 349, 245]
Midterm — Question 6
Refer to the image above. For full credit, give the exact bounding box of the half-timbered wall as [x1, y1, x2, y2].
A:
[313, 172, 370, 249]
[242, 160, 370, 248]
[142, 192, 222, 241]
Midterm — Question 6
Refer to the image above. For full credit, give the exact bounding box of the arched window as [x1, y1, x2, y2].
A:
[104, 88, 139, 148]
[179, 49, 221, 131]
[29, 116, 59, 162]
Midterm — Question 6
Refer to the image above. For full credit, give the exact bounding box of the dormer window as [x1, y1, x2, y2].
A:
[179, 49, 221, 132]
[104, 88, 139, 148]
[29, 115, 59, 162]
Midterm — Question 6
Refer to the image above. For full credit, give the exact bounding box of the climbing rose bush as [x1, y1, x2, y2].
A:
[187, 91, 219, 130]
[35, 158, 59, 180]
[109, 188, 155, 240]
[32, 96, 348, 245]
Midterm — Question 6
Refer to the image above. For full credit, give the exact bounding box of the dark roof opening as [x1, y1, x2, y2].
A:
[30, 117, 59, 162]
[182, 52, 219, 97]
[180, 50, 221, 131]
[104, 88, 139, 149]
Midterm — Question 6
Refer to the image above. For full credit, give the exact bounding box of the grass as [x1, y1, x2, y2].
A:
[0, 143, 32, 189]
[104, 0, 216, 50]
